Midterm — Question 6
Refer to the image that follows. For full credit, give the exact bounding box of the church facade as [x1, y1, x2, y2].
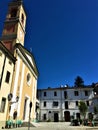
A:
[0, 0, 38, 127]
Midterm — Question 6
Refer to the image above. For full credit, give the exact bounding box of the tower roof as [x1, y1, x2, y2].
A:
[9, 0, 23, 6]
[13, 0, 23, 2]
[8, 0, 26, 14]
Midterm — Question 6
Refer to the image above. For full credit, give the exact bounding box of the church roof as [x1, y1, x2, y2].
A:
[14, 43, 39, 77]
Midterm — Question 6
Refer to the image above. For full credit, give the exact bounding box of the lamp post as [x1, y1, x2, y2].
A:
[36, 108, 40, 121]
[28, 101, 32, 130]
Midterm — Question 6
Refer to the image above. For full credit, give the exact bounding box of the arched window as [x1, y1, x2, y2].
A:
[21, 13, 24, 24]
[10, 8, 17, 17]
[27, 73, 31, 85]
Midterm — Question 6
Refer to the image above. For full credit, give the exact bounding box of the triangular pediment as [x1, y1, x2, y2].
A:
[15, 43, 39, 77]
[25, 52, 34, 67]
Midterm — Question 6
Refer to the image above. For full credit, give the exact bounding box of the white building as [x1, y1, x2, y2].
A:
[38, 86, 94, 122]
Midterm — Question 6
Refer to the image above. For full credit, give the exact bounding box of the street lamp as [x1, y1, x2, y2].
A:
[28, 101, 32, 130]
[36, 108, 40, 121]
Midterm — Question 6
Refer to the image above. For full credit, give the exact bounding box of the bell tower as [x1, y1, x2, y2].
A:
[0, 0, 26, 52]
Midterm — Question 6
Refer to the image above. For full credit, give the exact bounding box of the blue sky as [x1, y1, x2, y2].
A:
[0, 0, 98, 88]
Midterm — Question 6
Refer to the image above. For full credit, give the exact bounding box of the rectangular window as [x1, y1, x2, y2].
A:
[76, 113, 80, 119]
[5, 71, 10, 83]
[53, 101, 58, 107]
[86, 101, 89, 106]
[43, 114, 47, 120]
[76, 101, 78, 106]
[64, 91, 67, 99]
[0, 98, 6, 113]
[85, 91, 88, 96]
[54, 91, 57, 96]
[9, 60, 12, 65]
[43, 101, 46, 107]
[44, 92, 46, 97]
[74, 91, 79, 96]
[65, 101, 68, 109]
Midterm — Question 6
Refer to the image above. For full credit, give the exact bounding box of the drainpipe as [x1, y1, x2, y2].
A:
[0, 55, 6, 88]
[60, 87, 62, 121]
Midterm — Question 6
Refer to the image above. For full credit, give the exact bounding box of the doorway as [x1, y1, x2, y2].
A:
[54, 113, 59, 122]
[64, 111, 70, 122]
[23, 98, 28, 120]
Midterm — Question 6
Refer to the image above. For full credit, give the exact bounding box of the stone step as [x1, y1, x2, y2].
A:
[22, 122, 35, 127]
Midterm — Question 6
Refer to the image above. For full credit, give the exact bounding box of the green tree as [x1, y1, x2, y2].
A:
[78, 101, 88, 120]
[94, 105, 98, 114]
[74, 76, 84, 87]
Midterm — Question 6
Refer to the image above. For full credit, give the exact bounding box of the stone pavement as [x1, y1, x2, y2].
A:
[0, 122, 98, 130]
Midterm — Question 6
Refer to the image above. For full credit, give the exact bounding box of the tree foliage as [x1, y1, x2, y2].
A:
[78, 101, 88, 119]
[74, 76, 84, 87]
[94, 105, 98, 114]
